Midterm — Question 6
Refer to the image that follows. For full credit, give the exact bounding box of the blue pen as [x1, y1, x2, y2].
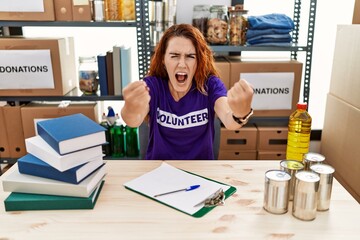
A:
[154, 185, 200, 197]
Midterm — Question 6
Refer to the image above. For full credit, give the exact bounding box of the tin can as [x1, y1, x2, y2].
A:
[263, 170, 291, 214]
[292, 171, 320, 221]
[310, 163, 335, 211]
[280, 160, 304, 201]
[303, 152, 325, 170]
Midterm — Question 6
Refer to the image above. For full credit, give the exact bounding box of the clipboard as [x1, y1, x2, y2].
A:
[123, 162, 237, 218]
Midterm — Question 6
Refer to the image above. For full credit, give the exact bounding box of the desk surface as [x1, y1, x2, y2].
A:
[1, 160, 359, 240]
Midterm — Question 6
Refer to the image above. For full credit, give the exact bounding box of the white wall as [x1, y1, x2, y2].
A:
[21, 0, 355, 128]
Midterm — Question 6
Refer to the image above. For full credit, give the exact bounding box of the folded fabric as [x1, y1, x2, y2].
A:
[246, 34, 292, 45]
[246, 42, 293, 47]
[246, 28, 292, 39]
[248, 13, 294, 30]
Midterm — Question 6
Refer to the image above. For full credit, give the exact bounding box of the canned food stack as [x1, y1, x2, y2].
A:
[263, 154, 335, 221]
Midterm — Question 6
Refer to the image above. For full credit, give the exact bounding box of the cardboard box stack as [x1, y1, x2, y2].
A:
[321, 25, 360, 203]
[0, 114, 108, 211]
[218, 124, 257, 160]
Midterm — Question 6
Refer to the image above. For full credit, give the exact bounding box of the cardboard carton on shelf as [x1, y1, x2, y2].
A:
[214, 56, 231, 90]
[0, 0, 55, 21]
[0, 37, 77, 96]
[228, 57, 302, 117]
[21, 102, 99, 139]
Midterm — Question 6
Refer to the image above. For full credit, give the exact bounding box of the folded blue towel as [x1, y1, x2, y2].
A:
[246, 28, 292, 39]
[248, 13, 294, 30]
[247, 35, 292, 45]
[246, 33, 292, 44]
[246, 42, 293, 47]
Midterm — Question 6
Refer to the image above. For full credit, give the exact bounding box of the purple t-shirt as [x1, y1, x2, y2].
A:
[144, 75, 227, 160]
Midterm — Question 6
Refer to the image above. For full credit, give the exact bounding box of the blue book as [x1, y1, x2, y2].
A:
[37, 113, 107, 155]
[18, 153, 105, 184]
[120, 46, 132, 89]
[97, 54, 108, 96]
[4, 180, 105, 211]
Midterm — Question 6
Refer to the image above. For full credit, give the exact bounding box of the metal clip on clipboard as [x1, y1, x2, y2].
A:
[194, 188, 225, 208]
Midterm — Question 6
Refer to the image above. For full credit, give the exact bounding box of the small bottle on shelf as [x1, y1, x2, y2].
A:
[125, 125, 140, 157]
[99, 113, 112, 157]
[111, 119, 126, 158]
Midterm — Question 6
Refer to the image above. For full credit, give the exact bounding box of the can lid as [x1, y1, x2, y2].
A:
[310, 164, 335, 174]
[280, 160, 304, 170]
[295, 171, 320, 182]
[303, 152, 325, 162]
[265, 170, 291, 181]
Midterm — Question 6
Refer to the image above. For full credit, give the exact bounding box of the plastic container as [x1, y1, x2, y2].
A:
[192, 5, 210, 39]
[78, 56, 98, 95]
[206, 5, 229, 45]
[286, 102, 312, 162]
[228, 5, 248, 45]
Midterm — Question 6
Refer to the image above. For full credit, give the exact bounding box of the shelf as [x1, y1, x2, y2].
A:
[0, 88, 124, 102]
[0, 21, 137, 28]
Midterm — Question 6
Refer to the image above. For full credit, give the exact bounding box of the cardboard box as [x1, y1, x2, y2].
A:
[0, 0, 55, 21]
[218, 150, 257, 160]
[228, 57, 303, 117]
[329, 25, 360, 109]
[0, 37, 77, 96]
[0, 106, 10, 158]
[257, 126, 288, 151]
[321, 94, 360, 203]
[2, 105, 27, 158]
[219, 124, 257, 151]
[257, 151, 286, 160]
[214, 56, 230, 89]
[54, 0, 73, 21]
[21, 102, 99, 139]
[72, 0, 92, 21]
[353, 0, 360, 24]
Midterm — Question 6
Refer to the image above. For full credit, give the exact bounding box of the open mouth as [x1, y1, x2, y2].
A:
[175, 72, 188, 83]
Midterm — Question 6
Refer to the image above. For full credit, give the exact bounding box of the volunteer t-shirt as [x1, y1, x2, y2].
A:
[144, 75, 227, 160]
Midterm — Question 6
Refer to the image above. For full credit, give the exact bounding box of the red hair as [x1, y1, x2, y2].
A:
[147, 24, 219, 94]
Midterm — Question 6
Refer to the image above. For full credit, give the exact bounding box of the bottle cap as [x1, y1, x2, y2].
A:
[297, 102, 307, 110]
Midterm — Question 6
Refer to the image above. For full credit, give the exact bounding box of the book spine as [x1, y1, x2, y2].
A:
[97, 54, 108, 96]
[36, 123, 61, 155]
[18, 159, 78, 184]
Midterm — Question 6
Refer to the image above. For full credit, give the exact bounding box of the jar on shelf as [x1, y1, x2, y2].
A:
[192, 5, 210, 39]
[229, 5, 248, 45]
[78, 56, 98, 95]
[206, 5, 229, 45]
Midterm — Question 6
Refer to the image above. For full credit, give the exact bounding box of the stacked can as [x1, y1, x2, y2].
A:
[310, 163, 335, 211]
[303, 152, 325, 170]
[292, 171, 320, 221]
[263, 170, 291, 214]
[280, 160, 304, 201]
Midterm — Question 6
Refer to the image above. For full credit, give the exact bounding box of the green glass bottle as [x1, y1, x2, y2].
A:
[125, 125, 140, 157]
[111, 120, 126, 158]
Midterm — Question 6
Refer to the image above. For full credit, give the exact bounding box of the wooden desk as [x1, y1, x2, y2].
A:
[1, 160, 359, 239]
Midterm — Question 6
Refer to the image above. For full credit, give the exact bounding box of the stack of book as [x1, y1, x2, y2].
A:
[0, 113, 107, 211]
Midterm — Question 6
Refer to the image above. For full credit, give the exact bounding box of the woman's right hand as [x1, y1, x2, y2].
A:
[121, 81, 150, 127]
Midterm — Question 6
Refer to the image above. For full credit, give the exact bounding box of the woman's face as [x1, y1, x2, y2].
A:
[163, 36, 197, 99]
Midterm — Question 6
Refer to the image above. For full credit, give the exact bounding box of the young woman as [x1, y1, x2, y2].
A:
[121, 24, 253, 160]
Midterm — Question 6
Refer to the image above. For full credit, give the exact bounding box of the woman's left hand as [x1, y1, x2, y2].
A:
[227, 79, 254, 118]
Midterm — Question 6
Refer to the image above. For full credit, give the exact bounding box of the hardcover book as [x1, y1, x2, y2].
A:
[112, 45, 122, 95]
[1, 163, 106, 198]
[36, 113, 107, 155]
[120, 45, 132, 89]
[25, 135, 103, 172]
[4, 180, 105, 211]
[17, 153, 104, 184]
[97, 54, 108, 96]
